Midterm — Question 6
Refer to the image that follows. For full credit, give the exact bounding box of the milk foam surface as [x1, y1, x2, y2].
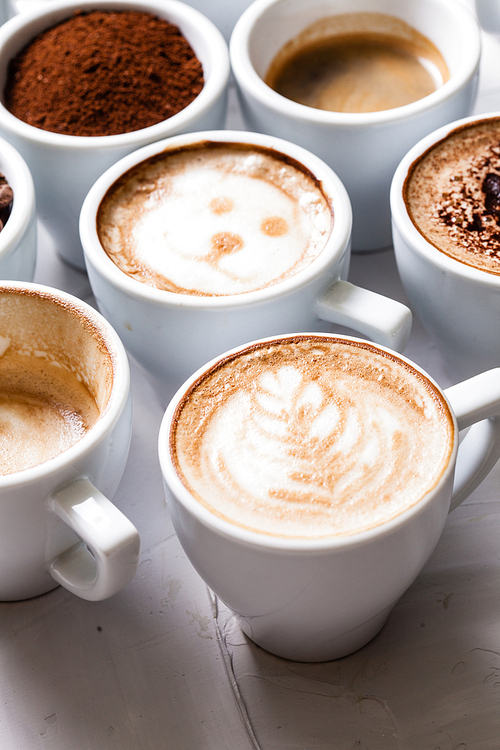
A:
[97, 144, 332, 296]
[171, 337, 455, 538]
[406, 118, 500, 275]
[0, 353, 99, 475]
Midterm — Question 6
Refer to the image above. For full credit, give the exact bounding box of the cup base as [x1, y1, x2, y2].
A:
[0, 577, 60, 602]
[236, 602, 395, 662]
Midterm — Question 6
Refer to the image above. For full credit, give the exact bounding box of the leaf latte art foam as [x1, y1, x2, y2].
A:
[97, 143, 332, 296]
[171, 337, 455, 538]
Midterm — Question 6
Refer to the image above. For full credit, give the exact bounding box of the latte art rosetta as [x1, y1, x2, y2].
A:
[172, 338, 455, 538]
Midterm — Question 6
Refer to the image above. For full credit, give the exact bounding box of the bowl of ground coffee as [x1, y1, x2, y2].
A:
[0, 133, 36, 280]
[0, 0, 229, 268]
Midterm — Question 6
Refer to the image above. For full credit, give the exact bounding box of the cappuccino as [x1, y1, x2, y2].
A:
[0, 287, 113, 475]
[170, 336, 455, 538]
[97, 142, 333, 296]
[265, 13, 449, 114]
[404, 117, 500, 276]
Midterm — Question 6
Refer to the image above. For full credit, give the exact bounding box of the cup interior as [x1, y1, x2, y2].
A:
[0, 285, 115, 412]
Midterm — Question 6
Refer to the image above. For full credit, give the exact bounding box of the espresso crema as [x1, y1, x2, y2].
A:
[97, 143, 333, 296]
[405, 118, 500, 276]
[265, 13, 449, 114]
[171, 337, 455, 538]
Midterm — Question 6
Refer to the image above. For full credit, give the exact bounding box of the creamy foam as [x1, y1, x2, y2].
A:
[265, 13, 449, 114]
[405, 118, 500, 276]
[171, 337, 455, 538]
[97, 143, 333, 296]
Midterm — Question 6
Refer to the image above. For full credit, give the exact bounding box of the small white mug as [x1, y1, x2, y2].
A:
[230, 0, 481, 252]
[0, 282, 140, 601]
[159, 332, 500, 662]
[80, 129, 412, 404]
[0, 0, 230, 269]
[0, 133, 36, 280]
[391, 112, 500, 383]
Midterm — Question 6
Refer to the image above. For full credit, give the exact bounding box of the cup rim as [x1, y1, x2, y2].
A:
[0, 0, 230, 148]
[79, 129, 353, 309]
[0, 134, 35, 260]
[158, 332, 459, 553]
[230, 0, 481, 128]
[0, 281, 130, 488]
[390, 110, 500, 286]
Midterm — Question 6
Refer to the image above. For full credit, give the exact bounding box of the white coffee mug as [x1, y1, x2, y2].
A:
[475, 0, 500, 34]
[0, 282, 140, 601]
[391, 112, 500, 383]
[80, 129, 412, 404]
[230, 0, 481, 252]
[0, 0, 230, 269]
[159, 332, 500, 662]
[0, 133, 36, 280]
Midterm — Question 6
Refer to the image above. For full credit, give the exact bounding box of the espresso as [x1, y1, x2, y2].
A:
[170, 336, 455, 538]
[405, 118, 500, 276]
[265, 13, 449, 113]
[0, 287, 114, 475]
[97, 143, 333, 296]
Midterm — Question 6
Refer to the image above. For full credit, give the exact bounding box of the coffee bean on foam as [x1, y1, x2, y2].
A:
[405, 117, 500, 276]
[97, 143, 333, 296]
[171, 336, 455, 539]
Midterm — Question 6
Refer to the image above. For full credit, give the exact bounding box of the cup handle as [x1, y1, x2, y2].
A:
[444, 369, 500, 512]
[315, 280, 412, 352]
[49, 477, 140, 601]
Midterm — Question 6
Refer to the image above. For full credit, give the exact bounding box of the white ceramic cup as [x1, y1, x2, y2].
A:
[230, 0, 481, 252]
[391, 112, 500, 384]
[0, 0, 230, 269]
[475, 0, 500, 34]
[0, 133, 36, 280]
[159, 332, 500, 662]
[80, 129, 412, 404]
[0, 282, 140, 601]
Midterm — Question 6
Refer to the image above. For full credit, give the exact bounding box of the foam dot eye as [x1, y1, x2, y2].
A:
[209, 196, 233, 214]
[261, 216, 288, 237]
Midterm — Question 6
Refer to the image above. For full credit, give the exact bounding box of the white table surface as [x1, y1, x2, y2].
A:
[1, 12, 500, 749]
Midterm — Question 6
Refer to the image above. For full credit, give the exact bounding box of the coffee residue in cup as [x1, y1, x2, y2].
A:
[0, 173, 13, 232]
[405, 118, 500, 276]
[4, 10, 204, 137]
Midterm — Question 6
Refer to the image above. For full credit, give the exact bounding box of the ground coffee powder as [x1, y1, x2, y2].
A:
[4, 10, 204, 137]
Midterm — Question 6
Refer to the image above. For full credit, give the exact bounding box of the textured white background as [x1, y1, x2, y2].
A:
[1, 2, 500, 747]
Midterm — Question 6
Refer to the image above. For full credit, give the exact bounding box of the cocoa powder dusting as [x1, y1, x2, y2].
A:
[4, 10, 204, 137]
